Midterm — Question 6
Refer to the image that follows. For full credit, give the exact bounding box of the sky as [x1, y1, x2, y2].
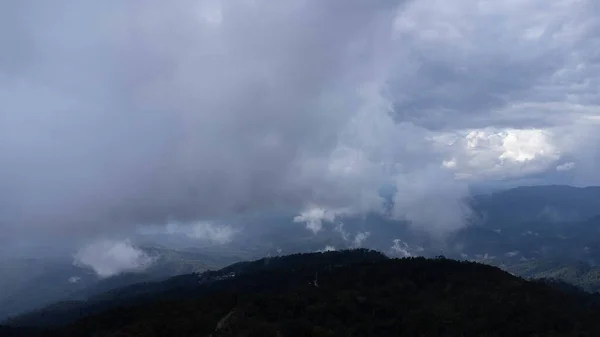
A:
[2, 0, 600, 262]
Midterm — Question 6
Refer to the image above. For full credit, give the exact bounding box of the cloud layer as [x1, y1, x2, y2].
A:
[2, 0, 600, 244]
[139, 221, 237, 244]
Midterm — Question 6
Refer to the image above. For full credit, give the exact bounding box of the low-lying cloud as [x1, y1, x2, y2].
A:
[74, 239, 156, 278]
[293, 208, 340, 234]
[165, 222, 238, 244]
[317, 245, 337, 253]
[390, 239, 412, 258]
[136, 221, 238, 246]
[333, 222, 371, 248]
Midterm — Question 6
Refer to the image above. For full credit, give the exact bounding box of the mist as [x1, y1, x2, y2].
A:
[3, 0, 600, 252]
[0, 0, 473, 248]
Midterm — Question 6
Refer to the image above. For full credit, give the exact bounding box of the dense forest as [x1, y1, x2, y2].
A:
[3, 249, 600, 336]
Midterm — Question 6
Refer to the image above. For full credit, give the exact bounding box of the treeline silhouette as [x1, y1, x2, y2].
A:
[3, 249, 600, 336]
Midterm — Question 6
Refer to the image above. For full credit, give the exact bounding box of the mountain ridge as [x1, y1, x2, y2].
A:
[5, 249, 600, 336]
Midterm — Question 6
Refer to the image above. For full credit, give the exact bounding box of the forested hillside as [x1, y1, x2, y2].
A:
[0, 245, 239, 321]
[4, 250, 600, 336]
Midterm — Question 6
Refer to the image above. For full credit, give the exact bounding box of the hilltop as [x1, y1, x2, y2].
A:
[4, 249, 600, 336]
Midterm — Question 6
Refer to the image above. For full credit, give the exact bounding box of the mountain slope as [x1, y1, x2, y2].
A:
[4, 250, 600, 336]
[4, 249, 387, 328]
[0, 245, 239, 321]
[497, 258, 600, 293]
[470, 185, 600, 224]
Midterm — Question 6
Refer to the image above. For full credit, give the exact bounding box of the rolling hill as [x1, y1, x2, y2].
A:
[0, 245, 240, 321]
[4, 250, 600, 336]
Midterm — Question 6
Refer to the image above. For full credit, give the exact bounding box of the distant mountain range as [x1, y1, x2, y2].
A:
[450, 185, 600, 263]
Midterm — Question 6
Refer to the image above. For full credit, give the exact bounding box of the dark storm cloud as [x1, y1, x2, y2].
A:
[2, 0, 600, 245]
[390, 0, 600, 130]
[0, 0, 406, 239]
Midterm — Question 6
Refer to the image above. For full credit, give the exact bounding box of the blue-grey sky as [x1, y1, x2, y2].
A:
[2, 0, 600, 249]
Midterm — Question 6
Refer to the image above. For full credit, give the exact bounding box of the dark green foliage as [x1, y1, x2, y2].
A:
[4, 250, 600, 336]
[4, 249, 386, 327]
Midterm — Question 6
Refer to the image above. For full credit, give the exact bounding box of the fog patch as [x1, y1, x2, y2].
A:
[184, 222, 237, 244]
[140, 221, 238, 244]
[74, 239, 156, 278]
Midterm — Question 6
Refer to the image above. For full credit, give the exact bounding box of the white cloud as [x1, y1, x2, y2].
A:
[556, 161, 576, 171]
[68, 276, 81, 283]
[390, 239, 412, 257]
[331, 222, 371, 248]
[333, 222, 350, 241]
[318, 245, 336, 252]
[74, 239, 156, 278]
[433, 128, 561, 180]
[352, 232, 371, 248]
[294, 208, 340, 234]
[184, 222, 237, 244]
